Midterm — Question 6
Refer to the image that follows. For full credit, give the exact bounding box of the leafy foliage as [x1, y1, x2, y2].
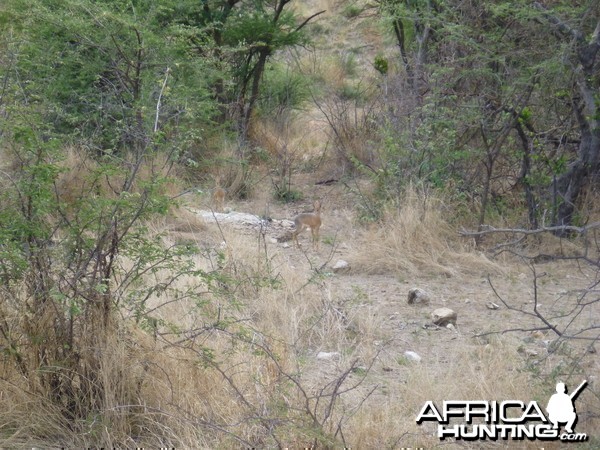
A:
[376, 0, 600, 228]
[2, 0, 218, 152]
[257, 62, 311, 120]
[0, 0, 326, 445]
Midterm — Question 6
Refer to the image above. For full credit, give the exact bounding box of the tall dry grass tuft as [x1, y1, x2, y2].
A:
[0, 307, 211, 447]
[343, 336, 552, 449]
[53, 146, 183, 204]
[201, 139, 253, 200]
[149, 206, 207, 234]
[53, 146, 99, 206]
[350, 186, 500, 277]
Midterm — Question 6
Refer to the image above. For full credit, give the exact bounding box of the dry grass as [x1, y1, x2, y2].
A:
[123, 225, 397, 445]
[2, 190, 597, 447]
[153, 206, 207, 234]
[146, 198, 596, 445]
[350, 186, 502, 277]
[342, 337, 531, 448]
[2, 141, 596, 448]
[53, 146, 183, 203]
[0, 320, 211, 448]
[2, 0, 598, 446]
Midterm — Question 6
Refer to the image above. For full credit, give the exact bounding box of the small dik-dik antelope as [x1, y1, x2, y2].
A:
[292, 200, 322, 250]
[213, 177, 226, 212]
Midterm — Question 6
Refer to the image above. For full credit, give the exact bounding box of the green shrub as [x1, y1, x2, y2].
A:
[258, 63, 311, 118]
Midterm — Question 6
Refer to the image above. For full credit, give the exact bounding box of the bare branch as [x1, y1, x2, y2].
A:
[480, 264, 600, 343]
[295, 10, 326, 33]
[154, 67, 170, 133]
[460, 222, 600, 238]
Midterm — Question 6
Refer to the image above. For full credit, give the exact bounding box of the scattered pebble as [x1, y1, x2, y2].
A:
[332, 260, 350, 273]
[317, 351, 341, 361]
[404, 351, 422, 362]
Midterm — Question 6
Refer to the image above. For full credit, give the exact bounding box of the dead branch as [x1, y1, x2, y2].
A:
[295, 10, 326, 33]
[459, 221, 600, 238]
[476, 264, 600, 342]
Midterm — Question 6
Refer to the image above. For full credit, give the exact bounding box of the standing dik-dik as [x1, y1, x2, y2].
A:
[292, 200, 322, 250]
[213, 177, 226, 212]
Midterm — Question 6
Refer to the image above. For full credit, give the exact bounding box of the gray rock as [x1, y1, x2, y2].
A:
[404, 351, 422, 362]
[317, 351, 341, 361]
[408, 288, 431, 305]
[332, 260, 350, 273]
[431, 307, 457, 326]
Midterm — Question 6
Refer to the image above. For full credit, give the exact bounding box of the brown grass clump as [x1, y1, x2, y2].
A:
[53, 146, 183, 205]
[203, 139, 253, 200]
[350, 186, 501, 277]
[0, 313, 211, 448]
[342, 338, 527, 448]
[53, 146, 100, 206]
[152, 206, 207, 234]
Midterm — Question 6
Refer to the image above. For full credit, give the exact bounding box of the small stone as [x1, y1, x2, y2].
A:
[518, 347, 539, 357]
[408, 288, 431, 305]
[431, 307, 457, 326]
[332, 260, 350, 273]
[317, 351, 341, 360]
[486, 302, 500, 310]
[404, 351, 422, 362]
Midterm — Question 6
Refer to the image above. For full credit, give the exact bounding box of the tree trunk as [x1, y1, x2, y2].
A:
[240, 47, 269, 143]
[534, 3, 600, 229]
[552, 105, 600, 228]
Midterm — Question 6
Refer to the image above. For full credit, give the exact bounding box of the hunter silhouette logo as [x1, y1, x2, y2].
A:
[416, 379, 589, 442]
[546, 380, 587, 434]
